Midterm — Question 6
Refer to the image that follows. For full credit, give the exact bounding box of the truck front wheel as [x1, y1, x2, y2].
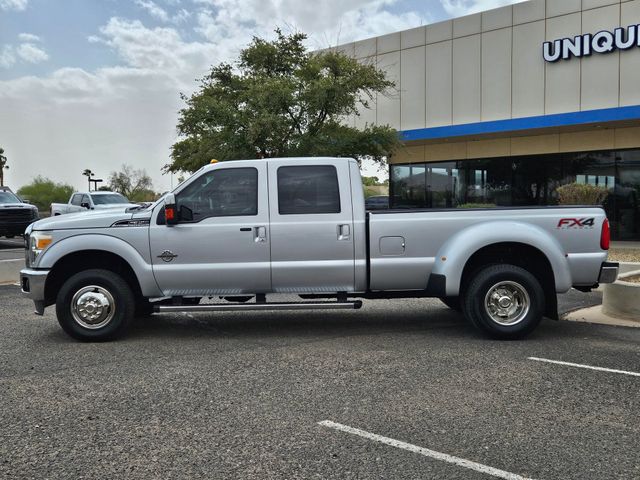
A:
[463, 264, 545, 340]
[56, 269, 135, 341]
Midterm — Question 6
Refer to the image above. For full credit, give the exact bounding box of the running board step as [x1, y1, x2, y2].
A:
[154, 300, 363, 313]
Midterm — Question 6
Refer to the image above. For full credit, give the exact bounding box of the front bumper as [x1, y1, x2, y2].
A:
[20, 268, 49, 315]
[598, 262, 619, 284]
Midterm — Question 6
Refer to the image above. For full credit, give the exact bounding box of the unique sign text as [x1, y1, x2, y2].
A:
[544, 25, 639, 62]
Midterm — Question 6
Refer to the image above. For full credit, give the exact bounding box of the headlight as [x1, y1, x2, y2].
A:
[29, 231, 53, 266]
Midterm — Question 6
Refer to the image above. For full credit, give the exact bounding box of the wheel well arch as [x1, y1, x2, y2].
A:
[44, 250, 142, 306]
[460, 242, 558, 320]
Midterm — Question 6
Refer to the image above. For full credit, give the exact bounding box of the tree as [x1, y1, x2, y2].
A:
[166, 29, 401, 173]
[362, 175, 389, 198]
[108, 164, 155, 202]
[17, 176, 74, 212]
[0, 147, 8, 187]
[363, 176, 386, 186]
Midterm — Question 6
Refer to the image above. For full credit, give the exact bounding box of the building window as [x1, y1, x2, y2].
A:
[390, 165, 426, 208]
[389, 148, 640, 241]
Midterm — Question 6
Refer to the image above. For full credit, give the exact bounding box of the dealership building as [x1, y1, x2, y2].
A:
[334, 0, 640, 240]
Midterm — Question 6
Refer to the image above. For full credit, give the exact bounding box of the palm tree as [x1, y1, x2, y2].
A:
[82, 169, 94, 191]
[0, 147, 8, 187]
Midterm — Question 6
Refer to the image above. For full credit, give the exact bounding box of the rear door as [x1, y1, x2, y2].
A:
[267, 159, 355, 293]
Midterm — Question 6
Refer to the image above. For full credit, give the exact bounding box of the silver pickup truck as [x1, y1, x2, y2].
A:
[20, 157, 618, 341]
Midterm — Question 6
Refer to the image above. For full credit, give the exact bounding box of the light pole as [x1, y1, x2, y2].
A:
[82, 169, 94, 191]
[0, 147, 8, 187]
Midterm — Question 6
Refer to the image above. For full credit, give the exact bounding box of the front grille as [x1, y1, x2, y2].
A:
[0, 208, 33, 223]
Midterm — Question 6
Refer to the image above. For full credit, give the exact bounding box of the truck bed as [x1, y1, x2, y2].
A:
[367, 206, 607, 294]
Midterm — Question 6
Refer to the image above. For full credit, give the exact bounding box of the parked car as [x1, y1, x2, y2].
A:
[21, 157, 618, 341]
[365, 195, 389, 210]
[0, 186, 39, 239]
[51, 191, 138, 216]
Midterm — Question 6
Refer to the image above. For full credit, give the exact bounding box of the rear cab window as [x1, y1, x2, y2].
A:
[277, 165, 341, 215]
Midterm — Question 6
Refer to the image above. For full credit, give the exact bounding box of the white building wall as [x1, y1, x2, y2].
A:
[400, 46, 426, 130]
[339, 0, 640, 132]
[425, 41, 452, 127]
[621, 0, 640, 105]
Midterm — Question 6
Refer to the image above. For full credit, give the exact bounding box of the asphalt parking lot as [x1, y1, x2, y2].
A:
[0, 286, 638, 479]
[0, 238, 23, 261]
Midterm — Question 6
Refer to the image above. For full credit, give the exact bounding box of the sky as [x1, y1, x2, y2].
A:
[0, 0, 525, 192]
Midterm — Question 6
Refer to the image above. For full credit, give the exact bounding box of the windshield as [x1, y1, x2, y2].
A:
[0, 191, 21, 204]
[91, 193, 130, 205]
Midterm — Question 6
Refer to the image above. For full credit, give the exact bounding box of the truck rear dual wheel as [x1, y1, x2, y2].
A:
[463, 264, 545, 340]
[56, 269, 135, 341]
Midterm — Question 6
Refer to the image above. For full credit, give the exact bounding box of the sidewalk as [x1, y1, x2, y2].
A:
[564, 304, 639, 329]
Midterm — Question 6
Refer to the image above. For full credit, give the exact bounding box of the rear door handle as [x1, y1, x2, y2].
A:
[254, 226, 267, 243]
[337, 224, 351, 241]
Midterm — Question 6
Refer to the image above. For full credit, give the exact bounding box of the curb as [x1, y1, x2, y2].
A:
[0, 259, 22, 285]
[563, 304, 640, 328]
[619, 262, 640, 275]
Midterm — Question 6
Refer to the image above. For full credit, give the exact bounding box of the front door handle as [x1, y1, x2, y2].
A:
[254, 226, 267, 243]
[338, 224, 351, 241]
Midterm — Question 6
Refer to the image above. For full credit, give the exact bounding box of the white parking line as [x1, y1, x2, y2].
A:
[528, 357, 640, 377]
[318, 420, 535, 480]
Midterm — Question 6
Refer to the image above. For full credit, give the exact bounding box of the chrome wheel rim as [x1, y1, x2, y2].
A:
[484, 281, 530, 326]
[70, 285, 116, 329]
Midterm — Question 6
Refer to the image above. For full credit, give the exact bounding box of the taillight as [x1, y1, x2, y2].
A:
[600, 219, 610, 250]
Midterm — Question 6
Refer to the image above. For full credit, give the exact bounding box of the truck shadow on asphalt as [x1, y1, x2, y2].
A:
[127, 308, 470, 339]
[120, 305, 575, 344]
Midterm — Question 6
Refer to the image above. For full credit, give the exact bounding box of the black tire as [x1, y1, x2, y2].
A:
[439, 296, 462, 312]
[463, 264, 545, 340]
[55, 269, 135, 341]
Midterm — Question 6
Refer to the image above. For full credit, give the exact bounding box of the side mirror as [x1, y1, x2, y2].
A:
[81, 202, 91, 209]
[164, 193, 178, 226]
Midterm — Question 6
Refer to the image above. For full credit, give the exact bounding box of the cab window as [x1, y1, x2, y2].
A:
[277, 165, 341, 215]
[70, 194, 82, 206]
[176, 168, 258, 222]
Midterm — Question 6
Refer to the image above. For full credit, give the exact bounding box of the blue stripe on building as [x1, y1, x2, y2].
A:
[399, 105, 640, 142]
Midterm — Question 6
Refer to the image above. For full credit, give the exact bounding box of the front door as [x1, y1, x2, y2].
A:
[150, 163, 271, 296]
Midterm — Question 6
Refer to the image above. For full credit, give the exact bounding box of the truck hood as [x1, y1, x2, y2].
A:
[1, 203, 37, 210]
[32, 209, 136, 231]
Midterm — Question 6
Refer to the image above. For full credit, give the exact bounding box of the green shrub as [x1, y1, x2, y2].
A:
[18, 176, 75, 212]
[556, 183, 609, 205]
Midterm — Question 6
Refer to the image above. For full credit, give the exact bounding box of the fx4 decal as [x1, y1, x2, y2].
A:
[557, 218, 595, 228]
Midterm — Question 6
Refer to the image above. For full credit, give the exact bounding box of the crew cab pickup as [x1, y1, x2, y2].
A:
[51, 191, 137, 216]
[20, 157, 618, 341]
